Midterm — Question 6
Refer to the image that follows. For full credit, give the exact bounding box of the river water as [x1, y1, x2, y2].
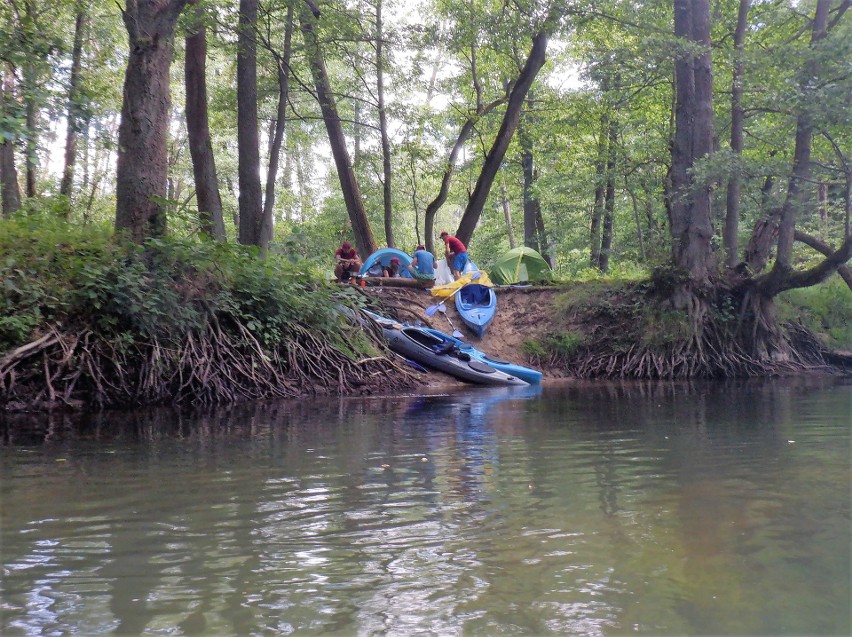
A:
[1, 378, 850, 636]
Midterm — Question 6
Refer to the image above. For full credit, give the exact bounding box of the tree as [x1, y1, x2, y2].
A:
[299, 2, 377, 257]
[455, 30, 550, 246]
[1, 64, 22, 216]
[667, 0, 715, 299]
[236, 0, 266, 248]
[185, 0, 226, 241]
[115, 0, 189, 242]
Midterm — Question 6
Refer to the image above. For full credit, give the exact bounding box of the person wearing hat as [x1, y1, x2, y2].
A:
[334, 241, 361, 282]
[408, 245, 435, 281]
[386, 257, 402, 278]
[439, 231, 468, 279]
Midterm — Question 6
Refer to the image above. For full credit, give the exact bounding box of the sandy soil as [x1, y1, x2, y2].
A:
[358, 285, 567, 385]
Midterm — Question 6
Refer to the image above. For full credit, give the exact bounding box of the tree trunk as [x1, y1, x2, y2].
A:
[757, 0, 844, 296]
[668, 0, 715, 288]
[423, 96, 505, 254]
[590, 113, 608, 268]
[723, 0, 750, 268]
[456, 31, 549, 246]
[500, 176, 516, 249]
[262, 4, 294, 244]
[600, 118, 618, 273]
[299, 4, 376, 257]
[237, 0, 265, 248]
[60, 7, 86, 205]
[1, 64, 22, 216]
[770, 0, 831, 276]
[376, 0, 394, 248]
[115, 0, 188, 243]
[520, 96, 542, 254]
[23, 0, 37, 199]
[185, 0, 226, 241]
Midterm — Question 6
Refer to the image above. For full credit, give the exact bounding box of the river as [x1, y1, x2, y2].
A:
[1, 378, 850, 636]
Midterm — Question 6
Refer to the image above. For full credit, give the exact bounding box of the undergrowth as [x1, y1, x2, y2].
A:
[0, 218, 412, 409]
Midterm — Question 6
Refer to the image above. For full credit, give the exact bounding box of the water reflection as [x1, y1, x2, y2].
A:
[1, 378, 849, 636]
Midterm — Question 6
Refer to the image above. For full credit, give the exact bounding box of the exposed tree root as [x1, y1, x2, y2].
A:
[1, 312, 417, 411]
[563, 293, 835, 380]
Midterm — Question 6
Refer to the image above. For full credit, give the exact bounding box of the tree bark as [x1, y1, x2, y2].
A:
[668, 0, 715, 287]
[590, 114, 607, 268]
[794, 230, 852, 290]
[60, 7, 86, 204]
[600, 117, 618, 273]
[723, 0, 750, 268]
[185, 0, 226, 241]
[500, 177, 516, 248]
[262, 4, 294, 244]
[455, 30, 549, 246]
[115, 0, 188, 243]
[299, 4, 376, 257]
[520, 99, 541, 254]
[1, 64, 22, 216]
[237, 0, 265, 248]
[376, 0, 394, 248]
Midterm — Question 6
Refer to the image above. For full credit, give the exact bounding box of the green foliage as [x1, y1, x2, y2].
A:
[0, 218, 357, 355]
[522, 330, 587, 362]
[637, 307, 692, 348]
[776, 278, 852, 350]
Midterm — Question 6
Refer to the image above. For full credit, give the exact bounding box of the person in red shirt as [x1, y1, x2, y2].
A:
[440, 231, 468, 279]
[334, 241, 361, 282]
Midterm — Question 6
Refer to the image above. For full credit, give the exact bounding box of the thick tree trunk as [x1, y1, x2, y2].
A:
[300, 5, 376, 257]
[185, 0, 226, 241]
[23, 1, 37, 199]
[456, 31, 549, 246]
[723, 0, 750, 268]
[668, 0, 715, 288]
[376, 0, 394, 248]
[115, 0, 188, 243]
[262, 4, 294, 244]
[60, 7, 86, 204]
[1, 64, 22, 216]
[237, 0, 265, 248]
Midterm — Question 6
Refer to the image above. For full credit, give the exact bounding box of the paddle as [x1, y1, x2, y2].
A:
[424, 271, 482, 316]
[437, 304, 465, 339]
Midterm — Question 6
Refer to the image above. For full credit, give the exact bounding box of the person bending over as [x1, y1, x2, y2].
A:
[408, 245, 435, 281]
[334, 241, 361, 282]
[439, 231, 468, 279]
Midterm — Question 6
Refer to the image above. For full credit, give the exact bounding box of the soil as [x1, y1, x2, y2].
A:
[357, 285, 569, 387]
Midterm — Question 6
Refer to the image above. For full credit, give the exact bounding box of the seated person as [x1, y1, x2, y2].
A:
[408, 245, 435, 281]
[334, 241, 361, 282]
[386, 257, 402, 278]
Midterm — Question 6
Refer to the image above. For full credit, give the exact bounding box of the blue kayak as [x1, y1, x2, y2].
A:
[455, 283, 496, 337]
[422, 327, 542, 384]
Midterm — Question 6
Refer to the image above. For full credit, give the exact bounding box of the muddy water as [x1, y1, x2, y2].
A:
[1, 378, 849, 636]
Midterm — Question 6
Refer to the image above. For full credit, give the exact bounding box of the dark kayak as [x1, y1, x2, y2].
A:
[367, 313, 527, 386]
[421, 327, 542, 384]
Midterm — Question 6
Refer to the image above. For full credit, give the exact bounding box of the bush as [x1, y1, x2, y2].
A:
[0, 218, 353, 353]
[777, 277, 852, 350]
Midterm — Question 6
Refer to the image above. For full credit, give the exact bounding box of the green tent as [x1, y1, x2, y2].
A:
[490, 246, 552, 284]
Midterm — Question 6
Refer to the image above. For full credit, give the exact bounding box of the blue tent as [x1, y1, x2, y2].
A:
[359, 248, 413, 278]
